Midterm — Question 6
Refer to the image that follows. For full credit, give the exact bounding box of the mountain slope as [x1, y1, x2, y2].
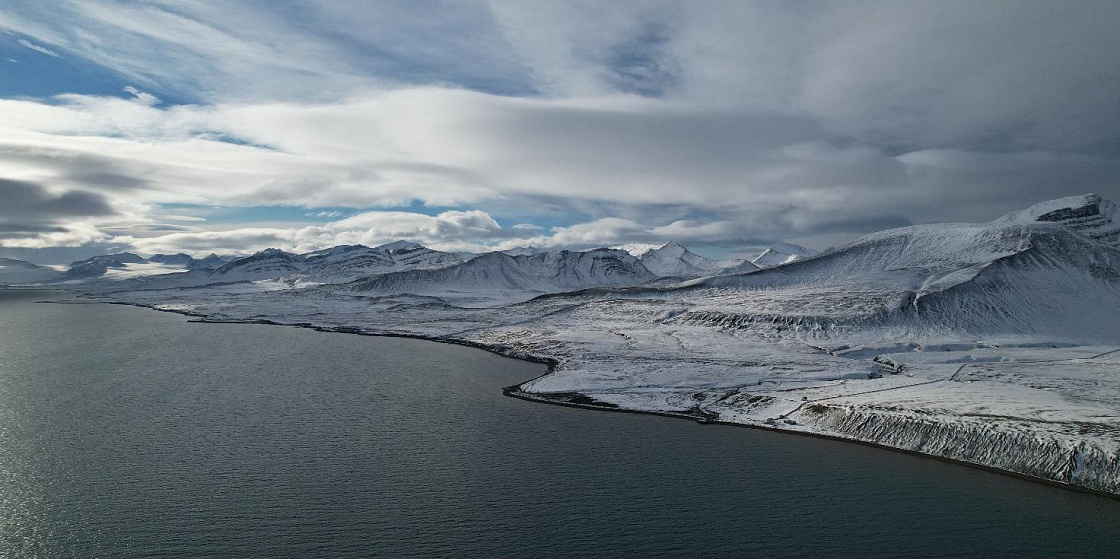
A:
[147, 253, 230, 270]
[60, 253, 149, 280]
[291, 243, 469, 284]
[346, 248, 655, 305]
[190, 254, 230, 269]
[210, 249, 307, 281]
[670, 195, 1120, 341]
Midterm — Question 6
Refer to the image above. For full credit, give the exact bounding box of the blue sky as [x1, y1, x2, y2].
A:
[1, 1, 1119, 263]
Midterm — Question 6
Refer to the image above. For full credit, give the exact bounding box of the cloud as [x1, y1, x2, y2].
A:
[2, 86, 1119, 257]
[159, 214, 207, 222]
[123, 86, 160, 106]
[0, 179, 114, 217]
[0, 179, 119, 248]
[0, 1, 1117, 260]
[0, 1, 536, 102]
[0, 222, 69, 234]
[17, 38, 60, 57]
[121, 209, 540, 256]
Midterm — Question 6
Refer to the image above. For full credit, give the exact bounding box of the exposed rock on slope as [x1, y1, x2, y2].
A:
[61, 253, 148, 280]
[345, 248, 655, 304]
[292, 243, 469, 284]
[211, 249, 306, 281]
[998, 193, 1120, 247]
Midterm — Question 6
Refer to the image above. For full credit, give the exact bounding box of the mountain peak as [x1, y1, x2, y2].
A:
[637, 241, 734, 278]
[751, 243, 818, 268]
[614, 243, 661, 257]
[375, 240, 425, 252]
[649, 241, 687, 257]
[998, 193, 1119, 247]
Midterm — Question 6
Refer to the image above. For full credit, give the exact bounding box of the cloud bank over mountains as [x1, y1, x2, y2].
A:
[1, 1, 1118, 262]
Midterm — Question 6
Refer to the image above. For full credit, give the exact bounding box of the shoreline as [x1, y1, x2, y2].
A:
[502, 386, 1120, 502]
[27, 288, 1120, 502]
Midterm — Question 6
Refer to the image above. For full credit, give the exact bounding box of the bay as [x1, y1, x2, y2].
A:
[1, 289, 1117, 558]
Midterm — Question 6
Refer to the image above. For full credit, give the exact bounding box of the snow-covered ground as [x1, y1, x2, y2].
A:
[50, 193, 1120, 496]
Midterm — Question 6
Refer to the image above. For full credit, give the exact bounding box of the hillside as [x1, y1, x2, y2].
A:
[345, 248, 655, 305]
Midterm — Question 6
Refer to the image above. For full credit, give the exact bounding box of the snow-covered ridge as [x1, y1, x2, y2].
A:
[343, 248, 655, 305]
[45, 239, 736, 296]
[998, 193, 1120, 247]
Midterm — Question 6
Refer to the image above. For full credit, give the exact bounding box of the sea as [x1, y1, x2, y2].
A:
[1, 289, 1117, 558]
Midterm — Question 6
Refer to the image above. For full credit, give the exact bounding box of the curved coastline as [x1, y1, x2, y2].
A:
[36, 291, 1115, 502]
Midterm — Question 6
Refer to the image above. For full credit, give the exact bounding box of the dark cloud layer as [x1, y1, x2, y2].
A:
[0, 179, 114, 218]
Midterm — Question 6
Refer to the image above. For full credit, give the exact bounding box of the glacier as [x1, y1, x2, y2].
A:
[17, 193, 1120, 497]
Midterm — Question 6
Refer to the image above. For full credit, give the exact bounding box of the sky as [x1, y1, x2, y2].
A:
[1, 0, 1119, 264]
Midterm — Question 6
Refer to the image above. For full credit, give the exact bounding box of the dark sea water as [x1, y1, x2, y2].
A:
[1, 289, 1118, 558]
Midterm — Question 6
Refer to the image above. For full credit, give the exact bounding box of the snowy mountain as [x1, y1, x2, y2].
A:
[148, 253, 194, 266]
[678, 193, 1120, 341]
[683, 218, 1120, 341]
[147, 252, 230, 270]
[73, 252, 147, 266]
[210, 248, 307, 281]
[291, 243, 470, 284]
[0, 258, 59, 284]
[345, 248, 655, 305]
[385, 244, 471, 270]
[632, 241, 750, 278]
[750, 242, 818, 268]
[718, 260, 762, 275]
[190, 253, 230, 269]
[374, 240, 424, 251]
[294, 245, 397, 283]
[30, 251, 231, 285]
[69, 242, 473, 290]
[60, 252, 149, 280]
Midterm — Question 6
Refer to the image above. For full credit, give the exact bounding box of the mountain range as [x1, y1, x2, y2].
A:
[47, 192, 1120, 496]
[1, 238, 776, 300]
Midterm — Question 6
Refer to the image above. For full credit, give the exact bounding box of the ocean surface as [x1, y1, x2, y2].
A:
[1, 289, 1118, 558]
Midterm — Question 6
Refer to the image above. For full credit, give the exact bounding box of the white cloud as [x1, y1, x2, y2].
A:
[122, 86, 160, 106]
[17, 38, 60, 57]
[2, 86, 1118, 256]
[159, 214, 206, 222]
[120, 209, 540, 256]
[0, 1, 1118, 260]
[502, 217, 747, 251]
